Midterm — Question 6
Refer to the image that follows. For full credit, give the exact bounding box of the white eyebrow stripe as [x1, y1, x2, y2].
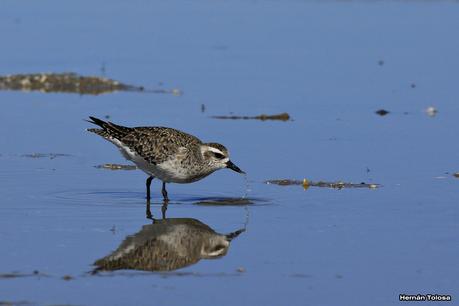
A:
[207, 147, 225, 155]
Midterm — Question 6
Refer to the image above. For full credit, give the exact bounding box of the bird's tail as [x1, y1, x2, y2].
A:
[86, 116, 131, 140]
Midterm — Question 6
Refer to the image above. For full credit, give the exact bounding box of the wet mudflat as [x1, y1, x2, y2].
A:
[1, 0, 459, 305]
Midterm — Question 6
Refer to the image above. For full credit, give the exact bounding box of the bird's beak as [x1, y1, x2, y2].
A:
[225, 229, 245, 241]
[226, 160, 245, 174]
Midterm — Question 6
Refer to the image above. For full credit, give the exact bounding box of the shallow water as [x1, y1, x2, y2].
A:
[1, 0, 459, 305]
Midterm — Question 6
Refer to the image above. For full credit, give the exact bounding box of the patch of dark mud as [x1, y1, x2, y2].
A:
[61, 275, 74, 281]
[0, 73, 182, 96]
[21, 153, 71, 159]
[0, 301, 32, 306]
[211, 112, 291, 121]
[265, 179, 380, 190]
[0, 271, 49, 279]
[94, 163, 137, 170]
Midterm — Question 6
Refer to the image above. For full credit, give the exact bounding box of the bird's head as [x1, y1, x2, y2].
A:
[200, 235, 230, 258]
[200, 143, 245, 174]
[200, 228, 244, 259]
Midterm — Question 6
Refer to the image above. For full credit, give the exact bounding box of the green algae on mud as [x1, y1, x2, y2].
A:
[0, 73, 182, 96]
[211, 112, 291, 121]
[265, 179, 380, 190]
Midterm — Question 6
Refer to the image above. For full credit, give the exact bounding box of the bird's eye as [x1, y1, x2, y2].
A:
[213, 152, 225, 159]
[213, 245, 225, 252]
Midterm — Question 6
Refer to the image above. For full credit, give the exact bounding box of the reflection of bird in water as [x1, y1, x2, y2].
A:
[93, 218, 244, 272]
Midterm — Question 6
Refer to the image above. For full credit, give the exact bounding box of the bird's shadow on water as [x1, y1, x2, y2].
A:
[184, 196, 270, 206]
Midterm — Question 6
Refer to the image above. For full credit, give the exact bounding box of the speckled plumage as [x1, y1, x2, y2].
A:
[87, 116, 244, 200]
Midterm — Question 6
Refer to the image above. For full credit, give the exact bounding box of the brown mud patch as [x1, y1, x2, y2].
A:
[0, 271, 48, 279]
[0, 73, 182, 96]
[212, 112, 291, 121]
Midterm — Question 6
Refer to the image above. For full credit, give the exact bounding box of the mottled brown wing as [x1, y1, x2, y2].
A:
[119, 127, 202, 164]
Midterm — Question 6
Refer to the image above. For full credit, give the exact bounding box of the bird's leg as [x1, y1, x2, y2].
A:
[146, 176, 153, 200]
[146, 198, 154, 221]
[161, 199, 168, 220]
[161, 182, 169, 201]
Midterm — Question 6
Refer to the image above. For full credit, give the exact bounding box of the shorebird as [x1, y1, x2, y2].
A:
[87, 116, 244, 201]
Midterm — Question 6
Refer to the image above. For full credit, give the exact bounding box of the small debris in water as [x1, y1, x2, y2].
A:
[265, 179, 380, 190]
[236, 267, 246, 273]
[171, 88, 183, 96]
[100, 62, 107, 75]
[62, 275, 73, 281]
[302, 178, 310, 190]
[94, 163, 137, 170]
[378, 60, 384, 66]
[212, 113, 291, 121]
[201, 104, 206, 113]
[21, 153, 71, 159]
[425, 106, 438, 117]
[453, 173, 459, 178]
[375, 109, 390, 116]
[410, 83, 416, 88]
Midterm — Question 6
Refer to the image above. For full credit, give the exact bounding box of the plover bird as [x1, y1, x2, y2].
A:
[87, 116, 244, 201]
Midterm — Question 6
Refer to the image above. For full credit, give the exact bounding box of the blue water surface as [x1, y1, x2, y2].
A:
[0, 0, 458, 305]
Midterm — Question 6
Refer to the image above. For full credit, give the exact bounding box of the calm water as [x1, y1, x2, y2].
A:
[1, 0, 458, 305]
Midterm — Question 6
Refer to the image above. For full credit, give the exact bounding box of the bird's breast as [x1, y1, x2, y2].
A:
[154, 159, 211, 183]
